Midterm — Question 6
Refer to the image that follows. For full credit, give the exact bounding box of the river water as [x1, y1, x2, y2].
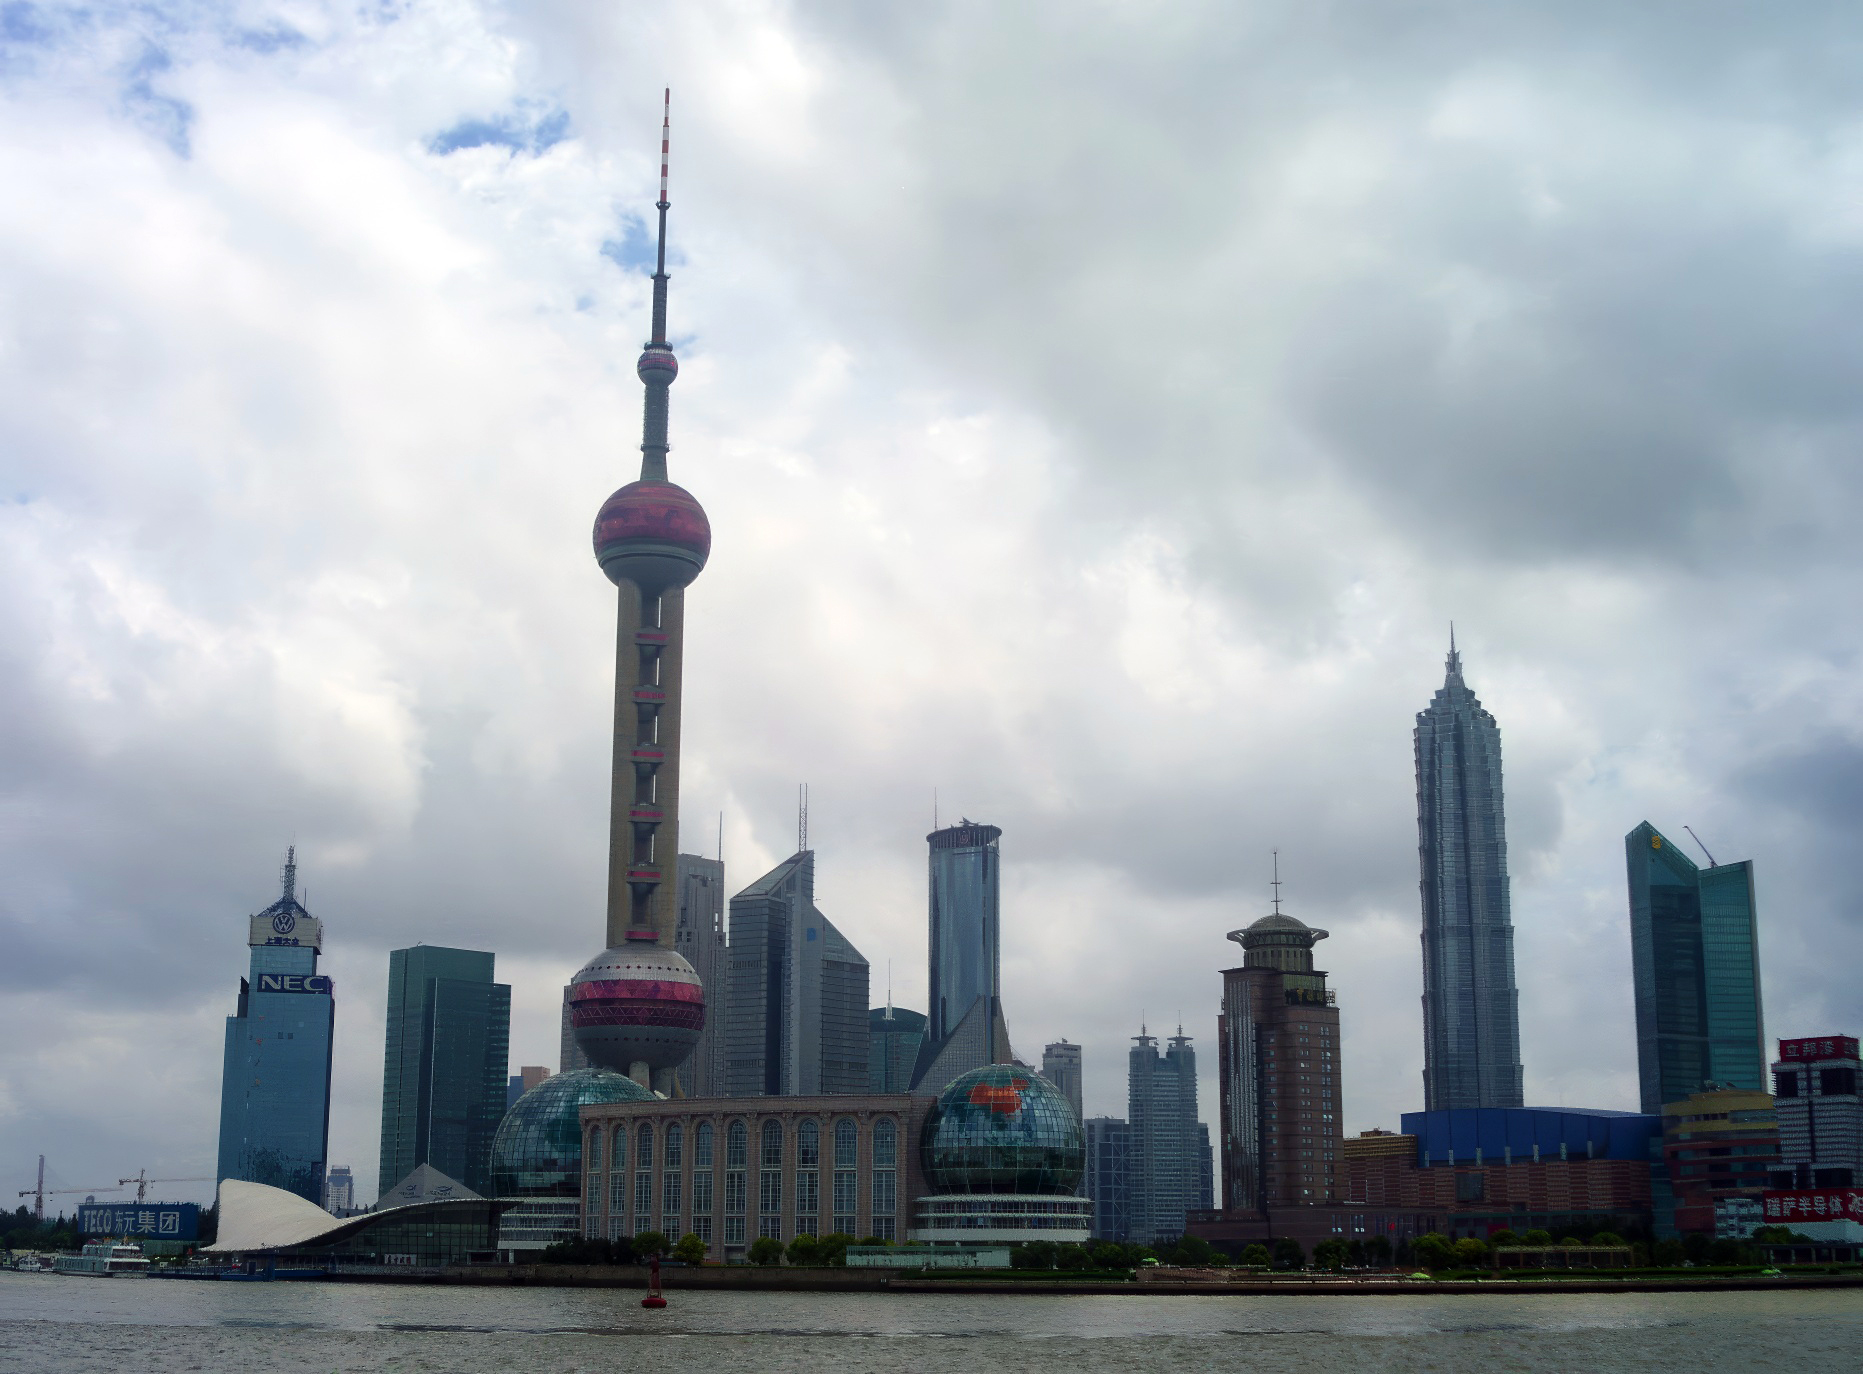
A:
[3, 1272, 1860, 1373]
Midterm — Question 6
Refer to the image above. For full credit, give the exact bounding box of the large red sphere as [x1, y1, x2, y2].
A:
[593, 481, 711, 589]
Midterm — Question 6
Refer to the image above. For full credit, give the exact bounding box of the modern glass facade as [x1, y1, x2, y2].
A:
[673, 854, 728, 1096]
[379, 946, 511, 1198]
[925, 823, 1001, 1049]
[1129, 1031, 1203, 1242]
[724, 851, 871, 1096]
[1415, 641, 1524, 1110]
[1085, 1116, 1131, 1240]
[869, 1005, 927, 1092]
[1626, 823, 1765, 1114]
[216, 852, 335, 1205]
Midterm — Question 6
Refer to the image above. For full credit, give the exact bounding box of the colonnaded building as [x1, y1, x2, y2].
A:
[577, 1066, 1088, 1261]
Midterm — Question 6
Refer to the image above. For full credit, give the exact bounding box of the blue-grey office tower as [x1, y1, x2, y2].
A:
[912, 821, 1013, 1091]
[1625, 823, 1765, 1113]
[1415, 636, 1524, 1110]
[216, 849, 335, 1204]
[379, 947, 511, 1199]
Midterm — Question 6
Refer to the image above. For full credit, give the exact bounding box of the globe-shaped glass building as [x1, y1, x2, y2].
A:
[922, 1065, 1086, 1194]
[911, 1065, 1091, 1245]
[492, 1068, 657, 1198]
[490, 1069, 655, 1256]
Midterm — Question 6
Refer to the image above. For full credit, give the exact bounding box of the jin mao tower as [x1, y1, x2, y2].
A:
[1415, 634, 1524, 1110]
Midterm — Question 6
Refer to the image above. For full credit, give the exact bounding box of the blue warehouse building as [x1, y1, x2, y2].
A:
[1401, 1106, 1663, 1169]
[216, 849, 336, 1205]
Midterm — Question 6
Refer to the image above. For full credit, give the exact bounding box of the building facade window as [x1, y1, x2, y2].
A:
[759, 1119, 785, 1240]
[795, 1119, 820, 1235]
[832, 1117, 859, 1234]
[872, 1116, 897, 1239]
[724, 1119, 748, 1245]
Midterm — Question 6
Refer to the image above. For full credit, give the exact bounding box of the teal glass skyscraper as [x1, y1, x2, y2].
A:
[1625, 823, 1764, 1113]
[379, 946, 511, 1198]
[1415, 636, 1524, 1110]
[216, 849, 335, 1204]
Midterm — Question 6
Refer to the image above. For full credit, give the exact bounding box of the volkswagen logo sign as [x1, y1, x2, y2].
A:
[272, 910, 297, 935]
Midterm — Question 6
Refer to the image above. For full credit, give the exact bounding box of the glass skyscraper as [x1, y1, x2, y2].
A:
[1625, 822, 1765, 1113]
[216, 849, 335, 1204]
[926, 821, 1001, 1047]
[1415, 637, 1524, 1110]
[724, 850, 871, 1096]
[1127, 1029, 1202, 1243]
[379, 946, 511, 1199]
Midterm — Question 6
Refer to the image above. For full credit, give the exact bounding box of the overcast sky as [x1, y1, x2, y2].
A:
[5, 2, 1862, 1208]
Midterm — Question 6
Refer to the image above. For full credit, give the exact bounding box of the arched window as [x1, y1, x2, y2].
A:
[724, 1121, 749, 1246]
[587, 1127, 604, 1171]
[759, 1120, 784, 1239]
[833, 1118, 858, 1169]
[610, 1125, 628, 1172]
[727, 1120, 749, 1170]
[797, 1119, 820, 1168]
[873, 1118, 897, 1170]
[665, 1123, 683, 1170]
[761, 1119, 784, 1168]
[695, 1122, 715, 1169]
[638, 1122, 655, 1170]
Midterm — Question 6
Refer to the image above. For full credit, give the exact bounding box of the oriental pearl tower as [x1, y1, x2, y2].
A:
[566, 92, 711, 1094]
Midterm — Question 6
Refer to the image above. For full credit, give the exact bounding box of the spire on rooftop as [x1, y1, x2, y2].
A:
[637, 87, 678, 482]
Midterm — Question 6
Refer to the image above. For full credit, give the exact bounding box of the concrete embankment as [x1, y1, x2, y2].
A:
[324, 1264, 1863, 1296]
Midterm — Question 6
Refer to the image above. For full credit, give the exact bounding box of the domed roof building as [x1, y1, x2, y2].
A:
[910, 1065, 1091, 1245]
[490, 1069, 656, 1255]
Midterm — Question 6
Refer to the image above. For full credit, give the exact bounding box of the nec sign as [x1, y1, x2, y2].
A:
[258, 974, 333, 995]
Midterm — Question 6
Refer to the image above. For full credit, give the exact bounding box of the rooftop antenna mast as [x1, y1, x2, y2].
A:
[281, 845, 297, 902]
[1271, 848, 1283, 915]
[797, 783, 809, 854]
[1683, 826, 1718, 867]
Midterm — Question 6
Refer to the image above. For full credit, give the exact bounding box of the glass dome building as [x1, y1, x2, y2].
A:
[490, 1068, 655, 1254]
[912, 1065, 1091, 1244]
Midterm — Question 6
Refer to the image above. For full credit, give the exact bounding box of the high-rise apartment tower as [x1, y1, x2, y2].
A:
[1626, 822, 1764, 1114]
[1415, 635, 1524, 1110]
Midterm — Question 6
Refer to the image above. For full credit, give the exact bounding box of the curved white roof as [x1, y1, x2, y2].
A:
[207, 1179, 346, 1253]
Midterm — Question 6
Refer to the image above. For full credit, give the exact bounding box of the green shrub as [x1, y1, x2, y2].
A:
[671, 1234, 707, 1265]
[784, 1233, 820, 1266]
[1239, 1244, 1272, 1268]
[748, 1236, 784, 1266]
[633, 1230, 668, 1259]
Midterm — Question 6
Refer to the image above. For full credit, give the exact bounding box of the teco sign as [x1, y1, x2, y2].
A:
[1763, 1190, 1863, 1223]
[1778, 1037, 1860, 1061]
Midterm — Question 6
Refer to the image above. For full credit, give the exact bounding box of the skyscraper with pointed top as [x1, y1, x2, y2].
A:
[1415, 634, 1524, 1110]
[565, 92, 713, 1093]
[215, 847, 336, 1203]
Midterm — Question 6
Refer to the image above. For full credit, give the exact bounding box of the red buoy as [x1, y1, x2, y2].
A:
[641, 1252, 667, 1309]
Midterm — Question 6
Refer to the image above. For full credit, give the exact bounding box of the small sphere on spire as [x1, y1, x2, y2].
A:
[638, 344, 678, 386]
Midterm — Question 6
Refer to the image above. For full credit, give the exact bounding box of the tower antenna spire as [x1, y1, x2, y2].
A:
[636, 87, 678, 481]
[281, 845, 297, 902]
[1271, 848, 1282, 915]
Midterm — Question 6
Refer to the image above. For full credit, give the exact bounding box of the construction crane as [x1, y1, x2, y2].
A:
[118, 1170, 215, 1204]
[17, 1155, 123, 1222]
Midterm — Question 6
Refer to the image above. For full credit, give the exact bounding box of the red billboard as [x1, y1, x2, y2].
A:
[1763, 1190, 1863, 1223]
[1777, 1036, 1859, 1062]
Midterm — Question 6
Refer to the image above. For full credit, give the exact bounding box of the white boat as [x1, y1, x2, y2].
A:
[54, 1242, 150, 1277]
[10, 1254, 57, 1273]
